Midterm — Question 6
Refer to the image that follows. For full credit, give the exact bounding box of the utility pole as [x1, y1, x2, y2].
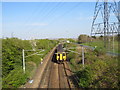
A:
[22, 49, 44, 73]
[22, 49, 25, 73]
[82, 46, 84, 68]
[66, 46, 85, 67]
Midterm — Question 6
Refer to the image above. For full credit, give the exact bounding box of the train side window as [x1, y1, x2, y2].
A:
[58, 53, 60, 56]
[63, 53, 65, 56]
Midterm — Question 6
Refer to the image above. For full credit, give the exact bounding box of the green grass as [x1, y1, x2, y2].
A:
[82, 40, 119, 54]
[25, 62, 37, 79]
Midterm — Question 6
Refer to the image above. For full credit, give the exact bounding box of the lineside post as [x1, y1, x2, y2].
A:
[22, 49, 25, 73]
[82, 47, 84, 68]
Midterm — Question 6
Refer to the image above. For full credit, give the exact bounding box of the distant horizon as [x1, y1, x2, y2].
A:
[1, 36, 79, 40]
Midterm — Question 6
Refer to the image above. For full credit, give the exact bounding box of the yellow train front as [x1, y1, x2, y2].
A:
[55, 44, 67, 63]
[56, 52, 66, 63]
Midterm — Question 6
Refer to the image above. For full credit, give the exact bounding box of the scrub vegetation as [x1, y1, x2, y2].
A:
[66, 34, 119, 88]
[2, 37, 58, 88]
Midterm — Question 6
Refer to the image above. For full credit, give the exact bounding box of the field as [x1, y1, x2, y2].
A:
[83, 40, 119, 54]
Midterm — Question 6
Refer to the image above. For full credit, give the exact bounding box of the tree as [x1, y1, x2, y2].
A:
[78, 34, 90, 43]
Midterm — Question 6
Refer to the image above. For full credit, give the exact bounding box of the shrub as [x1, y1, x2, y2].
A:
[77, 66, 92, 87]
[2, 67, 28, 88]
[2, 38, 57, 88]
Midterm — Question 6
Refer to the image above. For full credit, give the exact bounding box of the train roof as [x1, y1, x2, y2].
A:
[57, 44, 63, 52]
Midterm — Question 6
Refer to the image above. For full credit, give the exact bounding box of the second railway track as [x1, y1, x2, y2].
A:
[58, 63, 70, 88]
[39, 60, 76, 88]
[38, 44, 79, 89]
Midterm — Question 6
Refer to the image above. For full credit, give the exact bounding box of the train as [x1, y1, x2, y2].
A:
[55, 44, 67, 63]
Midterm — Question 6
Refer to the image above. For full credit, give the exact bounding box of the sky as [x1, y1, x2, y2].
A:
[2, 1, 118, 39]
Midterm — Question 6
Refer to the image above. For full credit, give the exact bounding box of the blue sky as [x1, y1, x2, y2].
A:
[2, 2, 118, 39]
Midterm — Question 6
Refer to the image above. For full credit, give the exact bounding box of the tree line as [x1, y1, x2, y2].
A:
[78, 34, 119, 43]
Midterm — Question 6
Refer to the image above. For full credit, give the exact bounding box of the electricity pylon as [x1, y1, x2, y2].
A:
[30, 37, 37, 51]
[91, 0, 119, 50]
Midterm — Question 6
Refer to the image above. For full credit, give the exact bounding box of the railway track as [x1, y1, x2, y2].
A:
[38, 44, 80, 89]
[58, 63, 70, 88]
[38, 59, 77, 88]
[64, 62, 80, 88]
[24, 45, 80, 89]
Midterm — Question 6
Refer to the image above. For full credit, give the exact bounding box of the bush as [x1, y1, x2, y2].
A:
[2, 67, 28, 88]
[67, 41, 118, 88]
[2, 38, 57, 88]
[94, 47, 106, 56]
[67, 52, 75, 60]
[77, 66, 92, 87]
